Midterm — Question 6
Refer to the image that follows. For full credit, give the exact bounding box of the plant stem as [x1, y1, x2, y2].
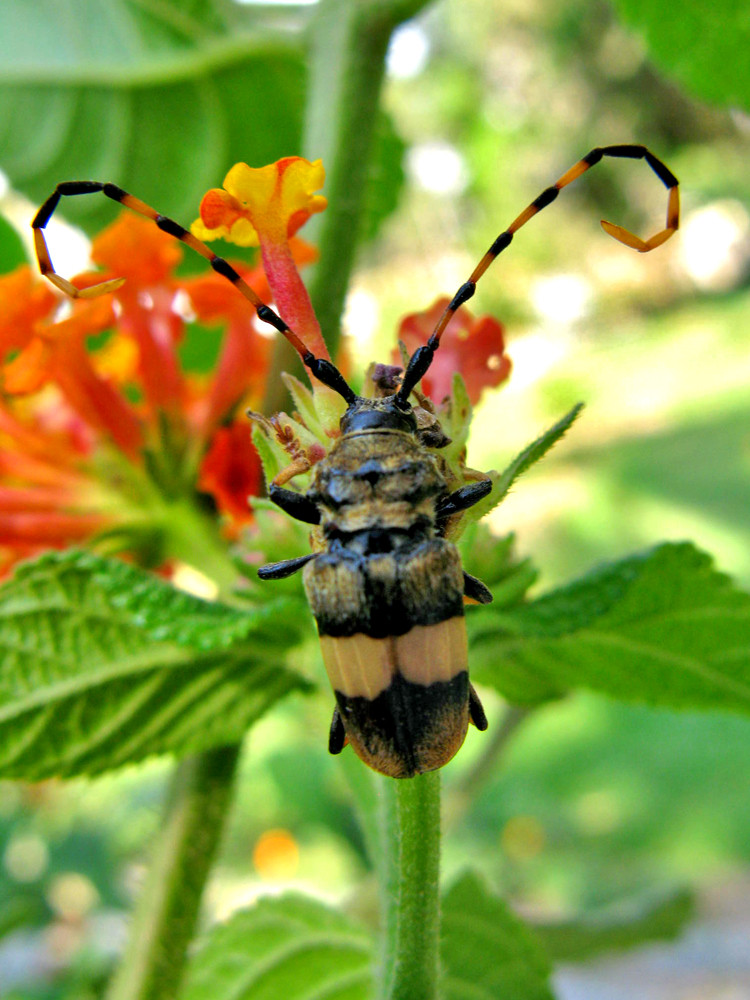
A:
[304, 0, 432, 361]
[104, 744, 241, 1000]
[377, 772, 442, 1000]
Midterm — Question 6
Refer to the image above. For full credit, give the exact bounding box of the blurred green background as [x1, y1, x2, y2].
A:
[0, 0, 748, 996]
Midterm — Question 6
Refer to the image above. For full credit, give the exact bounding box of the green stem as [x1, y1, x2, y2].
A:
[377, 772, 442, 1000]
[104, 744, 241, 1000]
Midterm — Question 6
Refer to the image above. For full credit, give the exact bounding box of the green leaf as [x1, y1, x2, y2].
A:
[1, 46, 306, 237]
[0, 216, 27, 273]
[441, 872, 554, 1000]
[179, 894, 373, 1000]
[474, 404, 584, 523]
[0, 549, 311, 779]
[472, 542, 750, 709]
[0, 2, 404, 245]
[534, 887, 694, 963]
[611, 0, 750, 111]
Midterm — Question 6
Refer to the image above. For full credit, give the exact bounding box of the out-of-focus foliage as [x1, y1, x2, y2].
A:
[611, 0, 750, 111]
[0, 0, 403, 242]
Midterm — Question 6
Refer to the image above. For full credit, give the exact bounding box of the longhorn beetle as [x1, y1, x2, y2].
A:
[33, 145, 679, 778]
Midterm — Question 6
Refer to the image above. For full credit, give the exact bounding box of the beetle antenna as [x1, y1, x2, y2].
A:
[397, 143, 679, 401]
[31, 181, 357, 405]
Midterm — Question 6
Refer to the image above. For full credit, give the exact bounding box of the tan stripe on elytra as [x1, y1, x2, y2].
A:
[318, 616, 467, 699]
[319, 633, 395, 699]
[396, 617, 467, 686]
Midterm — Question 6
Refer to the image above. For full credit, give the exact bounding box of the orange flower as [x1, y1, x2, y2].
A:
[0, 205, 292, 573]
[192, 157, 328, 362]
[395, 297, 511, 406]
[198, 421, 263, 533]
[193, 158, 327, 246]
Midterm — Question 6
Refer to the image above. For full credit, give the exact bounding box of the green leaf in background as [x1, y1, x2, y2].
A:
[179, 894, 373, 1000]
[611, 0, 750, 111]
[471, 542, 750, 709]
[441, 872, 555, 1000]
[0, 215, 26, 272]
[0, 1, 405, 243]
[461, 526, 539, 610]
[534, 887, 694, 963]
[0, 549, 311, 780]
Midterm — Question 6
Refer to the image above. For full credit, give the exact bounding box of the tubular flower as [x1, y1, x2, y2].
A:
[2, 154, 514, 577]
[395, 297, 512, 406]
[0, 190, 324, 572]
[192, 157, 329, 361]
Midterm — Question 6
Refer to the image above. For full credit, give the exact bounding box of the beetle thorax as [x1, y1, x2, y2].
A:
[308, 428, 446, 538]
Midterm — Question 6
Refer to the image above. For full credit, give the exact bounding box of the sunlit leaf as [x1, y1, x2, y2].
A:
[0, 549, 311, 779]
[472, 542, 750, 708]
[180, 894, 373, 1000]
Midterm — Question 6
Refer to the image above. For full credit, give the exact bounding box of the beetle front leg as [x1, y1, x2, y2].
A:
[438, 479, 492, 519]
[269, 483, 321, 524]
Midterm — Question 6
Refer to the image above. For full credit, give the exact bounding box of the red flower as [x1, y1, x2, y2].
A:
[0, 200, 310, 573]
[395, 297, 511, 406]
[198, 422, 263, 533]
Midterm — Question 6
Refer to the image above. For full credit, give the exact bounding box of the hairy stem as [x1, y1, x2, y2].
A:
[377, 772, 442, 1000]
[104, 744, 241, 1000]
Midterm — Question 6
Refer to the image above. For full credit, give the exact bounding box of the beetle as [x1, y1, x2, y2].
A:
[33, 144, 679, 777]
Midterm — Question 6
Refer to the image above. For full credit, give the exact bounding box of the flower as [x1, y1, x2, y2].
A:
[395, 297, 511, 406]
[0, 191, 316, 572]
[3, 154, 513, 578]
[192, 157, 328, 362]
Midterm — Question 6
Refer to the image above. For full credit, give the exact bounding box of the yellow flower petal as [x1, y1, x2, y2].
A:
[193, 157, 326, 248]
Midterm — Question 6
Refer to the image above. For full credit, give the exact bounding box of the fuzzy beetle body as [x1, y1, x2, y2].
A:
[300, 398, 487, 777]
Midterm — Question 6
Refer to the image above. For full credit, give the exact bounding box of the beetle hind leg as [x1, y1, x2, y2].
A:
[463, 571, 493, 604]
[469, 684, 488, 731]
[329, 706, 348, 754]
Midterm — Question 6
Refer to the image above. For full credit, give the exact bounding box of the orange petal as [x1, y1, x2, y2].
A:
[91, 212, 183, 284]
[0, 267, 58, 355]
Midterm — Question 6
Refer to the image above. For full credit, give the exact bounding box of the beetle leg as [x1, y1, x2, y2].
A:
[463, 571, 493, 605]
[329, 705, 348, 754]
[269, 483, 320, 525]
[257, 553, 316, 580]
[272, 456, 312, 487]
[438, 479, 492, 519]
[469, 684, 488, 730]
